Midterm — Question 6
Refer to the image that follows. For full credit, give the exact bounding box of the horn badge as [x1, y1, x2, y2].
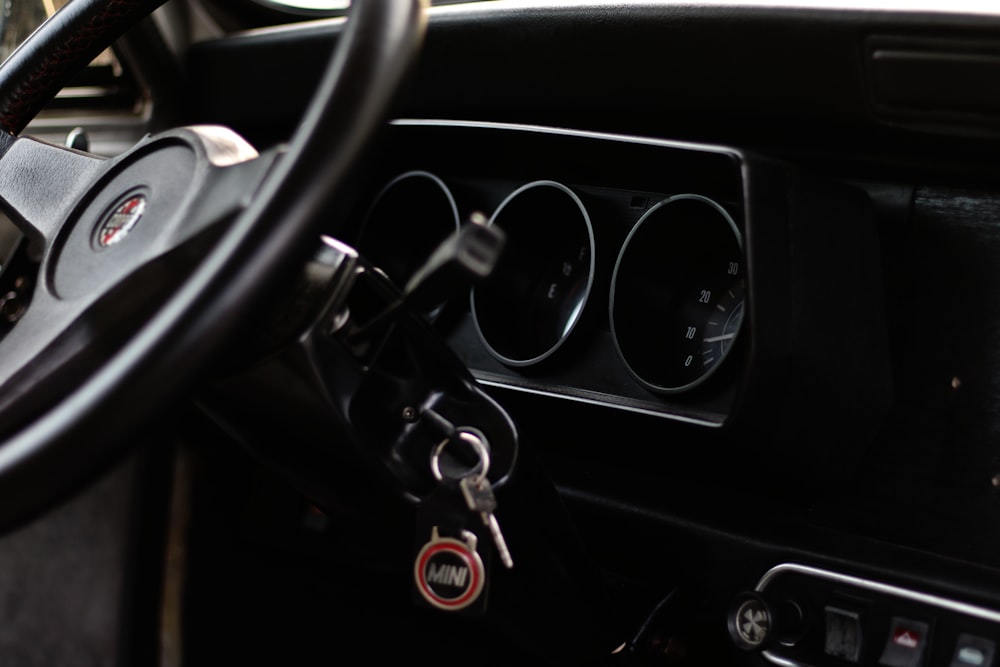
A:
[97, 193, 147, 248]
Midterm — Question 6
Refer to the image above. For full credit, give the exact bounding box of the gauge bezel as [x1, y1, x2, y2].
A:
[609, 193, 744, 395]
[356, 169, 461, 286]
[470, 180, 596, 368]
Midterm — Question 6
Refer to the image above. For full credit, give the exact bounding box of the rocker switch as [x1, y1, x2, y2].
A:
[879, 617, 930, 667]
[825, 606, 863, 663]
[950, 634, 995, 667]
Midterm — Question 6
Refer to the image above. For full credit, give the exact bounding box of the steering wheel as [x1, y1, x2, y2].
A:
[0, 0, 426, 529]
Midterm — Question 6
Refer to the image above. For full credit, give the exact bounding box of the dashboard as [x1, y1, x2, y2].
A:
[14, 0, 1000, 666]
[8, 1, 999, 666]
[293, 117, 929, 667]
[186, 112, 1000, 665]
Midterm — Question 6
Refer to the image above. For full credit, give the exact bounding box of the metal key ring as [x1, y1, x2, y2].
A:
[430, 429, 491, 483]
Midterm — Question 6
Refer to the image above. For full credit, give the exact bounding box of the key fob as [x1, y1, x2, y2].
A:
[413, 526, 488, 614]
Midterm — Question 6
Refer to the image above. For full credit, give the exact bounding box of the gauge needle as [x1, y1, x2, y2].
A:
[704, 333, 736, 343]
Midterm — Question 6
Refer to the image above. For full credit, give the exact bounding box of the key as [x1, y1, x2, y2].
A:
[429, 426, 515, 570]
[459, 473, 514, 569]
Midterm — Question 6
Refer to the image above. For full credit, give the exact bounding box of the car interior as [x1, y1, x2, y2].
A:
[0, 0, 999, 666]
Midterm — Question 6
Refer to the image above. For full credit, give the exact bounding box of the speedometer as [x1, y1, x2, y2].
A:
[701, 281, 745, 369]
[610, 194, 744, 394]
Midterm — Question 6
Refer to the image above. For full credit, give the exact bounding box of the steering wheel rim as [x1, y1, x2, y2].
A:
[0, 0, 427, 529]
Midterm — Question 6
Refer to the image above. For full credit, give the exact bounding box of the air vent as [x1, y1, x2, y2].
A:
[866, 35, 1000, 134]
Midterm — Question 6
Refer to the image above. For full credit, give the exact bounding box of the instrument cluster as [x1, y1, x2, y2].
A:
[349, 122, 751, 426]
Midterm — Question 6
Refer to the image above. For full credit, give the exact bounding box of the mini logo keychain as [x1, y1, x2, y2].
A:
[412, 425, 513, 616]
[414, 527, 487, 612]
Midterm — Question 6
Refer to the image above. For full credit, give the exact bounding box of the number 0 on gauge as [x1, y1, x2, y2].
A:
[610, 194, 745, 394]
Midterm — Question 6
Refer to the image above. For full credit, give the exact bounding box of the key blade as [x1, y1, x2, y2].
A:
[487, 513, 514, 569]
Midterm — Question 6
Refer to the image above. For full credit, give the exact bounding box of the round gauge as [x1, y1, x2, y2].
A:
[357, 170, 460, 289]
[610, 194, 745, 394]
[471, 180, 595, 367]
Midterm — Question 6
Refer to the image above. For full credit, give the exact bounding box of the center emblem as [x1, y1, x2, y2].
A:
[96, 193, 147, 248]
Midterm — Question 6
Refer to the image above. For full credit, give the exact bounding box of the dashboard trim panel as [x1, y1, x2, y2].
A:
[475, 376, 724, 428]
[390, 118, 746, 160]
[756, 563, 1000, 624]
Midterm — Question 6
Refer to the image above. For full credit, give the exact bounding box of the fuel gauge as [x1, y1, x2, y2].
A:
[471, 180, 595, 367]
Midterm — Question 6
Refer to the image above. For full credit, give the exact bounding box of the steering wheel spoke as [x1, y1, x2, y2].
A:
[0, 135, 106, 254]
[167, 135, 280, 250]
[0, 285, 108, 422]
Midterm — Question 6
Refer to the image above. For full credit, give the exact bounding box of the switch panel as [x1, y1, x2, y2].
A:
[753, 564, 1000, 667]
